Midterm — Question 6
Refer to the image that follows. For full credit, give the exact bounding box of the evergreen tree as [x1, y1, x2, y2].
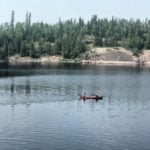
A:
[10, 10, 15, 30]
[0, 12, 150, 60]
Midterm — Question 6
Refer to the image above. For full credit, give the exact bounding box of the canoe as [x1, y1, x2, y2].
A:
[80, 95, 103, 100]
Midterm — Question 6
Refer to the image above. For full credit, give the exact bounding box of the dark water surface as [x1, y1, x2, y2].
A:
[0, 63, 150, 150]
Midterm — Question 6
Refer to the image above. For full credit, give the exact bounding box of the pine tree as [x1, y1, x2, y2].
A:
[10, 10, 15, 30]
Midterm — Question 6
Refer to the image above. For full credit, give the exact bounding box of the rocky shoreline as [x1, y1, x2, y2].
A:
[82, 47, 150, 66]
[1, 47, 150, 66]
[7, 56, 63, 64]
[4, 57, 150, 66]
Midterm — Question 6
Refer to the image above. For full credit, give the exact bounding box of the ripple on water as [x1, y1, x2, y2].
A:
[0, 64, 150, 150]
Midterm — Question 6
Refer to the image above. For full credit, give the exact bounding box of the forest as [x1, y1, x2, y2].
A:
[0, 11, 150, 60]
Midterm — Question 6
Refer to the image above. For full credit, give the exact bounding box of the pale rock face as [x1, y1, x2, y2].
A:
[82, 47, 150, 65]
[8, 56, 63, 64]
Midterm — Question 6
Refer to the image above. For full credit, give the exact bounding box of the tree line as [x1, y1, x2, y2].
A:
[0, 11, 150, 60]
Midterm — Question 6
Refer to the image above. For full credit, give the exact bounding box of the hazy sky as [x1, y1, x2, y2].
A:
[0, 0, 149, 23]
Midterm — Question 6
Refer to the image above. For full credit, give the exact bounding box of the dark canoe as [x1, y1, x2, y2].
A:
[80, 95, 103, 100]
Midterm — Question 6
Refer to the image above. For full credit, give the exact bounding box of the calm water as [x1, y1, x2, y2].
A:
[0, 63, 150, 150]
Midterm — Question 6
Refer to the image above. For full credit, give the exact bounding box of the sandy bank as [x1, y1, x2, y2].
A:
[8, 56, 63, 64]
[82, 47, 150, 66]
[1, 47, 150, 66]
[81, 60, 136, 66]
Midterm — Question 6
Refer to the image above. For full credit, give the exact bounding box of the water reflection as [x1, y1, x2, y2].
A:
[0, 64, 150, 150]
[9, 79, 31, 96]
[0, 64, 150, 108]
[25, 80, 31, 95]
[5, 79, 84, 97]
[10, 78, 15, 94]
[0, 62, 150, 77]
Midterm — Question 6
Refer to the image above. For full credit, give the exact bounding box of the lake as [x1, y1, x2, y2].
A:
[0, 63, 150, 150]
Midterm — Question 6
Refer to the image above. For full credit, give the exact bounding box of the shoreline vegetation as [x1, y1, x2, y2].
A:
[1, 11, 150, 66]
[2, 47, 150, 66]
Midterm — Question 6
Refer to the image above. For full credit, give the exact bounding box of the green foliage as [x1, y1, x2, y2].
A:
[0, 11, 150, 60]
[10, 10, 15, 30]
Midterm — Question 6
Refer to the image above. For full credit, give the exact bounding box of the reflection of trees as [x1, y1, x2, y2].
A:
[10, 79, 31, 96]
[8, 80, 84, 98]
[25, 80, 31, 95]
[10, 78, 15, 94]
